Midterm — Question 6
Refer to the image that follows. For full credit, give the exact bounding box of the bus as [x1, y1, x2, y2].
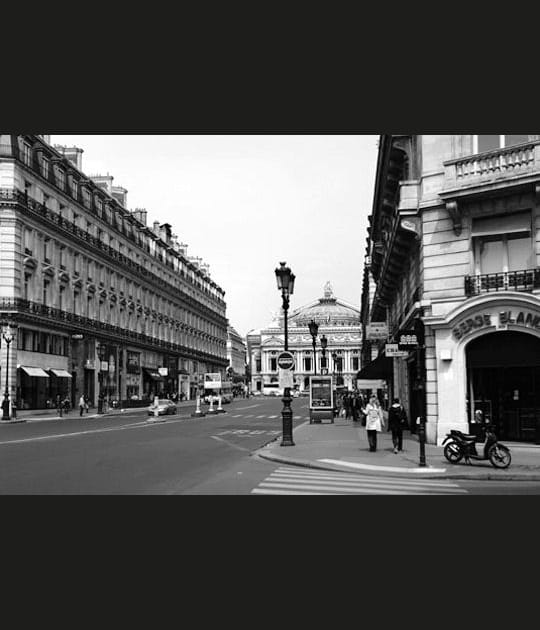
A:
[262, 382, 283, 397]
[203, 380, 233, 404]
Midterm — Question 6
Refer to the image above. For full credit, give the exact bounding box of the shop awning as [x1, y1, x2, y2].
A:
[356, 354, 394, 380]
[20, 366, 50, 378]
[143, 368, 163, 381]
[49, 369, 73, 378]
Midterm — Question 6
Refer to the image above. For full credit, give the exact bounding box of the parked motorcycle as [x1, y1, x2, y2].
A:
[442, 424, 511, 469]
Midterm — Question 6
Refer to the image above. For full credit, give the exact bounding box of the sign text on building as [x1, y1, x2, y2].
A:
[452, 310, 540, 340]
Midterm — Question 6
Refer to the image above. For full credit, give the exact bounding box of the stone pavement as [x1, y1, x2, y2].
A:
[256, 417, 540, 481]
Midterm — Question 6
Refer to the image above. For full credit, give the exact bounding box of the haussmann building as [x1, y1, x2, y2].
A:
[362, 134, 540, 445]
[0, 134, 228, 413]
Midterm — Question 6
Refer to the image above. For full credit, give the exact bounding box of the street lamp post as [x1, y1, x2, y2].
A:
[308, 320, 319, 376]
[2, 324, 14, 421]
[320, 334, 328, 374]
[275, 261, 296, 447]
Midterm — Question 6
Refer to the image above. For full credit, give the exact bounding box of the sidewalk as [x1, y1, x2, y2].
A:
[255, 418, 540, 481]
[1, 400, 198, 424]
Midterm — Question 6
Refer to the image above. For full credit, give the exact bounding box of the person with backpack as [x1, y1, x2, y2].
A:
[362, 395, 385, 452]
[388, 397, 408, 454]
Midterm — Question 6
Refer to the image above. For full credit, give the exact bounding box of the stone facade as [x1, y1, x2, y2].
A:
[363, 134, 540, 444]
[0, 134, 228, 411]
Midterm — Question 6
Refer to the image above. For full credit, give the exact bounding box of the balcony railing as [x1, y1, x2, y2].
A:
[465, 269, 540, 297]
[0, 188, 227, 322]
[0, 298, 228, 365]
[444, 141, 540, 192]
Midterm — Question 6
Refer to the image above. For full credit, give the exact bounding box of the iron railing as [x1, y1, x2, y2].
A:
[0, 298, 228, 365]
[465, 269, 540, 296]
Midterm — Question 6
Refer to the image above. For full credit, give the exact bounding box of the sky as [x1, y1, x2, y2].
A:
[51, 135, 379, 338]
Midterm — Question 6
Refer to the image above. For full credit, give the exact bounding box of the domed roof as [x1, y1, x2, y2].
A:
[290, 282, 360, 327]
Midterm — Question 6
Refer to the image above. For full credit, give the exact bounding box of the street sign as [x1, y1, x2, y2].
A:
[277, 351, 295, 370]
[366, 323, 388, 340]
[385, 344, 409, 358]
[279, 368, 294, 389]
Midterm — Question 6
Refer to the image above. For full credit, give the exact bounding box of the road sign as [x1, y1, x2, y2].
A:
[277, 351, 295, 370]
[279, 368, 294, 389]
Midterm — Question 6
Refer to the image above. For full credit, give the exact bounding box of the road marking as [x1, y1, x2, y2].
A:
[211, 436, 251, 452]
[251, 467, 466, 495]
[268, 416, 279, 419]
[318, 458, 448, 474]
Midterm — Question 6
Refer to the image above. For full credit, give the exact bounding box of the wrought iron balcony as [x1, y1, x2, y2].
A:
[465, 269, 540, 297]
[0, 298, 228, 365]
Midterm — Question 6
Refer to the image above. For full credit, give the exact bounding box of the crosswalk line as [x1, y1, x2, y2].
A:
[251, 467, 467, 495]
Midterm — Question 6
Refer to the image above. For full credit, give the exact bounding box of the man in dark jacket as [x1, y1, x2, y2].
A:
[388, 397, 407, 454]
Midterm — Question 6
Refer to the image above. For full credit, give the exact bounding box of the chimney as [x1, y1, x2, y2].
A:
[90, 174, 114, 194]
[112, 186, 128, 207]
[132, 208, 147, 226]
[153, 221, 160, 235]
[54, 145, 84, 171]
[159, 223, 172, 245]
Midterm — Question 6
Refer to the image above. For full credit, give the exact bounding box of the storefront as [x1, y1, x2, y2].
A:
[430, 293, 540, 444]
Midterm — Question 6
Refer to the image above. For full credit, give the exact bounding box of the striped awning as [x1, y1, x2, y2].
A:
[49, 369, 72, 378]
[20, 366, 50, 378]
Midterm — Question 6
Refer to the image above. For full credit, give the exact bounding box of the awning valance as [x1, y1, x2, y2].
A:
[143, 368, 163, 381]
[20, 366, 50, 378]
[49, 369, 72, 378]
[356, 354, 393, 380]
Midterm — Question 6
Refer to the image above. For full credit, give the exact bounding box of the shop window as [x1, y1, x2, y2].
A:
[472, 212, 533, 274]
[475, 135, 540, 153]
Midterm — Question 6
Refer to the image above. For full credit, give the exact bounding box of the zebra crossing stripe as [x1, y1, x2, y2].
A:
[251, 467, 467, 495]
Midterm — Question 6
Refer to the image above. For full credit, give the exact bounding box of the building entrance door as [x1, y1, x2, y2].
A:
[466, 331, 540, 442]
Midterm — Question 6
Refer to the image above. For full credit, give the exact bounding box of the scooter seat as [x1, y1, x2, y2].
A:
[450, 430, 477, 441]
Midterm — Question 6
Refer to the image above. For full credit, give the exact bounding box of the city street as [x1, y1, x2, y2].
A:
[1, 396, 540, 494]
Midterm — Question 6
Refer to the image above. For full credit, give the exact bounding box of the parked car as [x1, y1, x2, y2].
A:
[147, 399, 178, 416]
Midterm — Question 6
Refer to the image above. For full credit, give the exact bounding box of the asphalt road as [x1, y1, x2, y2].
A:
[2, 396, 540, 495]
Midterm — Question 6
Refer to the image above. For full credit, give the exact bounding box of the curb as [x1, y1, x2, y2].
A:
[255, 450, 540, 482]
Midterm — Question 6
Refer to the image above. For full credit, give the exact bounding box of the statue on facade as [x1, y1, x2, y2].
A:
[323, 281, 334, 299]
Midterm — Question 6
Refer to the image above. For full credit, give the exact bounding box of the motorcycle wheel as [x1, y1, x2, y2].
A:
[488, 444, 511, 469]
[444, 442, 463, 464]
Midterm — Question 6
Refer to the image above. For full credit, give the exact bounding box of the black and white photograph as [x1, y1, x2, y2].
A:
[1, 132, 540, 496]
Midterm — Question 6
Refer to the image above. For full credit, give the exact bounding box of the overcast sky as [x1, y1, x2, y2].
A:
[52, 135, 378, 338]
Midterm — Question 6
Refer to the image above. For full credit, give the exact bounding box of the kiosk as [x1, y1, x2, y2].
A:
[309, 375, 334, 424]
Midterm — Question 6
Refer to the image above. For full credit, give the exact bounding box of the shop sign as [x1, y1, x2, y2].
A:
[100, 361, 109, 372]
[158, 367, 168, 377]
[397, 330, 418, 349]
[366, 323, 388, 340]
[452, 310, 540, 340]
[385, 344, 409, 358]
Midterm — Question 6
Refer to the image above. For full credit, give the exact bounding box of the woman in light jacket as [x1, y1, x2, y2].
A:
[363, 395, 385, 452]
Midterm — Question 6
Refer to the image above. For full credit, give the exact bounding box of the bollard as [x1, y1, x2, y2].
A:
[191, 394, 206, 418]
[417, 416, 427, 467]
[207, 397, 217, 415]
[217, 395, 226, 414]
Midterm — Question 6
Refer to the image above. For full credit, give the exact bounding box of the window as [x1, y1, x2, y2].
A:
[22, 143, 32, 166]
[43, 279, 50, 305]
[472, 212, 533, 274]
[303, 357, 312, 372]
[55, 166, 65, 190]
[58, 286, 65, 310]
[270, 358, 277, 372]
[41, 158, 49, 179]
[71, 177, 78, 199]
[475, 135, 540, 153]
[24, 273, 31, 300]
[352, 357, 359, 371]
[43, 238, 50, 263]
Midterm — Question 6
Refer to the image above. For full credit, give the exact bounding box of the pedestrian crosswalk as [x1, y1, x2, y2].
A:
[251, 467, 468, 495]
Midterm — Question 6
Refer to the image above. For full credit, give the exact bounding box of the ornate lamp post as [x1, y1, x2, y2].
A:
[308, 320, 319, 375]
[320, 334, 328, 374]
[275, 261, 296, 447]
[2, 324, 14, 421]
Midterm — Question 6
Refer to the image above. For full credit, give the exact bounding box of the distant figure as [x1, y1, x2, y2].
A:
[363, 395, 385, 452]
[388, 397, 407, 454]
[79, 394, 86, 417]
[351, 392, 360, 423]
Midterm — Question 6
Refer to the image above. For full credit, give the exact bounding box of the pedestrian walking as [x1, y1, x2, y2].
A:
[343, 393, 351, 420]
[362, 395, 385, 452]
[84, 394, 89, 413]
[388, 397, 407, 454]
[351, 392, 360, 423]
[56, 394, 63, 418]
[79, 394, 86, 417]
